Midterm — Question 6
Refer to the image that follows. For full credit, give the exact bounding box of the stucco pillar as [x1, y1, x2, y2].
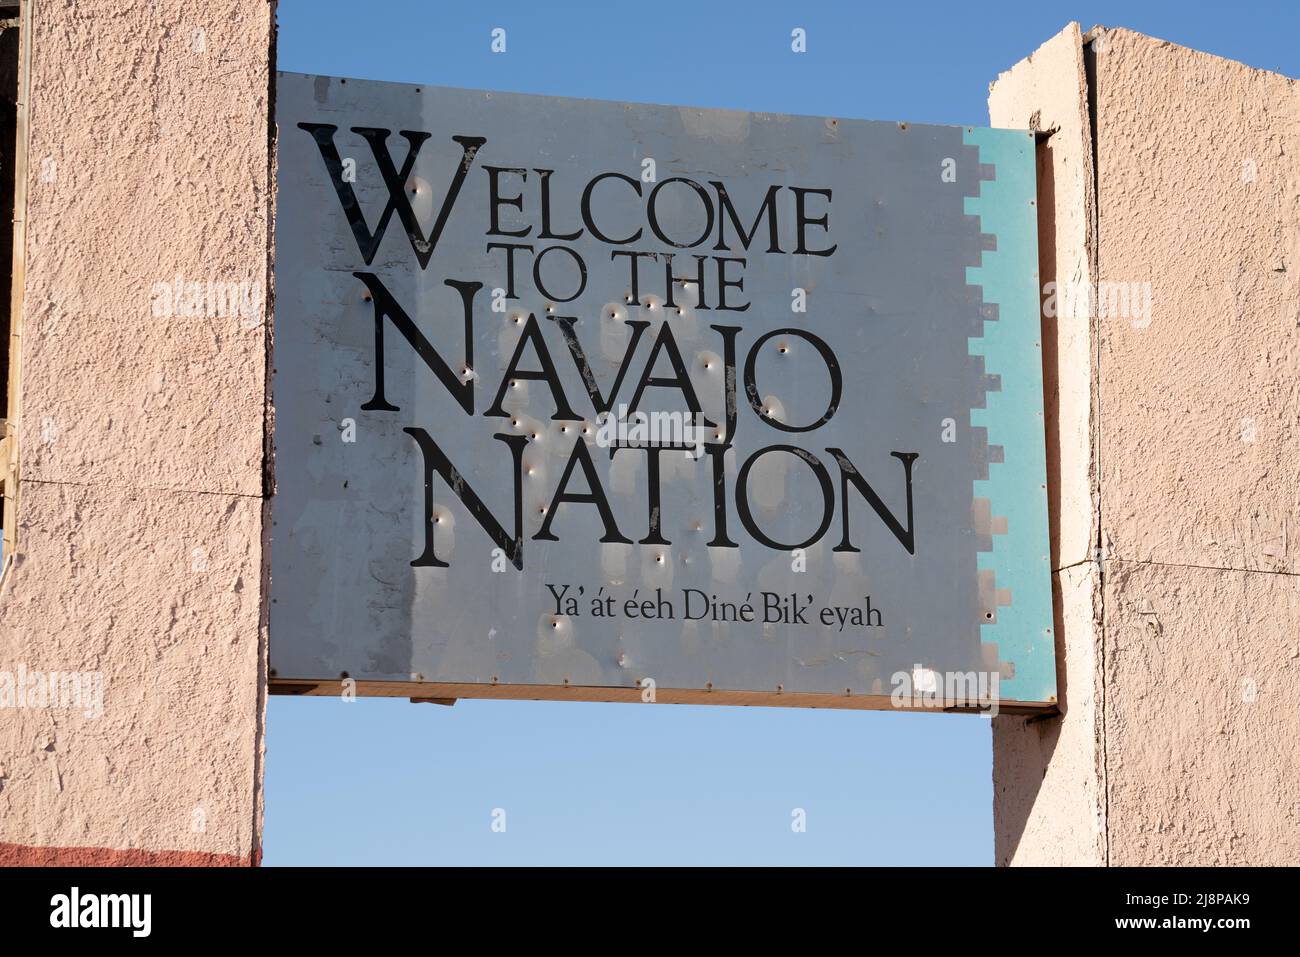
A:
[990, 23, 1300, 865]
[0, 1, 274, 865]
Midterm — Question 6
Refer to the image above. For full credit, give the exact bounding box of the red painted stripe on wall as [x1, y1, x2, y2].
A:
[0, 842, 260, 867]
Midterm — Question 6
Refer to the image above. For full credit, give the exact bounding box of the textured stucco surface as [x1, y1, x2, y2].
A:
[1105, 560, 1300, 864]
[1, 484, 264, 859]
[988, 23, 1106, 866]
[0, 1, 273, 864]
[1093, 28, 1300, 863]
[1094, 29, 1300, 574]
[17, 2, 270, 496]
[993, 562, 1104, 865]
[991, 25, 1300, 865]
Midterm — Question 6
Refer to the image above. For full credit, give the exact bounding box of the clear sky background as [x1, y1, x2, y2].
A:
[265, 0, 1300, 866]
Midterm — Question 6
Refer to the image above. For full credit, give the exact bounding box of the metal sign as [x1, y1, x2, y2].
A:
[270, 73, 1055, 713]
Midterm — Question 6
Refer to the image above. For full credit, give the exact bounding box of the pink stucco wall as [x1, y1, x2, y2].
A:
[991, 24, 1300, 865]
[0, 1, 274, 865]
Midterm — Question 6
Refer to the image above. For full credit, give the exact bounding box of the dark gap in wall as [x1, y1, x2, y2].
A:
[0, 9, 20, 550]
[1080, 23, 1107, 870]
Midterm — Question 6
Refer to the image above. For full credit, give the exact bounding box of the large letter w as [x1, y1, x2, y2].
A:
[298, 125, 486, 269]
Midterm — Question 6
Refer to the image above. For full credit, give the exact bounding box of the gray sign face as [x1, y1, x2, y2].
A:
[271, 73, 1055, 711]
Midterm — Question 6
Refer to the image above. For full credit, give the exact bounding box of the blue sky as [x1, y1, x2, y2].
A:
[265, 0, 1299, 866]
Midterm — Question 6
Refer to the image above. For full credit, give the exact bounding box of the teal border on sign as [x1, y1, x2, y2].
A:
[964, 127, 1056, 704]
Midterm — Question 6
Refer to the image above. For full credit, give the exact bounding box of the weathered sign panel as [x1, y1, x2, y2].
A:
[271, 73, 1054, 712]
